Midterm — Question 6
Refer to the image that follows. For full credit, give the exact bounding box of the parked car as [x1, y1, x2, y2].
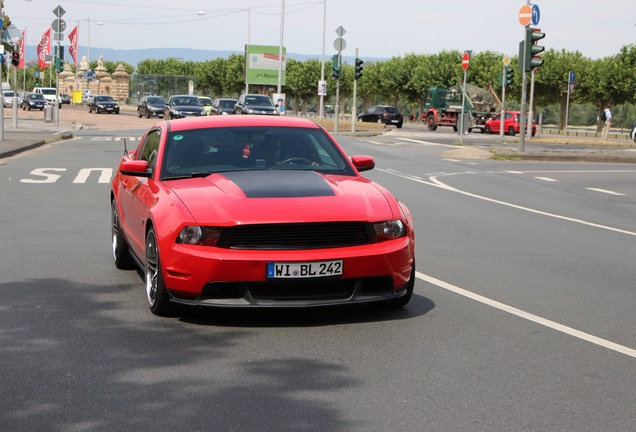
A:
[357, 105, 403, 128]
[211, 98, 238, 115]
[111, 115, 415, 316]
[164, 95, 207, 119]
[484, 111, 536, 136]
[233, 94, 279, 115]
[88, 95, 120, 114]
[197, 96, 213, 115]
[60, 93, 71, 105]
[3, 90, 23, 108]
[32, 87, 61, 108]
[21, 92, 46, 111]
[137, 95, 166, 118]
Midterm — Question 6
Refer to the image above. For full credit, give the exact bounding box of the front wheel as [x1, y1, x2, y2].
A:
[145, 228, 176, 316]
[426, 114, 437, 131]
[382, 262, 415, 308]
[484, 125, 492, 134]
[508, 126, 516, 136]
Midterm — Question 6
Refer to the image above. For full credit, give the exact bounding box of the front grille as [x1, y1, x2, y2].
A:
[200, 276, 393, 302]
[220, 222, 372, 250]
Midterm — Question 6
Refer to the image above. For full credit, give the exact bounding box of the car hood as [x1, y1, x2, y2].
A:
[172, 105, 204, 111]
[244, 105, 276, 111]
[166, 170, 397, 224]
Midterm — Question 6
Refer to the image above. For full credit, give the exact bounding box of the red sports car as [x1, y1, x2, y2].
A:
[111, 115, 415, 316]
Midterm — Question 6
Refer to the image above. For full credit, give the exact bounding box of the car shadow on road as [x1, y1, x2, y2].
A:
[176, 293, 435, 328]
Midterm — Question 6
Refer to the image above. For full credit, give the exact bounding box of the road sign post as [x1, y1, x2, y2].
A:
[332, 26, 346, 134]
[459, 51, 470, 143]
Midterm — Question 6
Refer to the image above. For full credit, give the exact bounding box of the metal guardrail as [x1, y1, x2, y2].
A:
[541, 126, 634, 141]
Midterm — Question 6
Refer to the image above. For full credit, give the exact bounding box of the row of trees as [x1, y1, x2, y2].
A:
[6, 44, 636, 129]
[133, 45, 636, 129]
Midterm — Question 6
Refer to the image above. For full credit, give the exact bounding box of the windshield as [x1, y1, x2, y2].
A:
[41, 89, 56, 95]
[95, 96, 115, 102]
[173, 97, 200, 106]
[219, 100, 236, 109]
[31, 94, 45, 100]
[199, 98, 212, 106]
[161, 126, 354, 180]
[244, 96, 273, 107]
[147, 97, 165, 104]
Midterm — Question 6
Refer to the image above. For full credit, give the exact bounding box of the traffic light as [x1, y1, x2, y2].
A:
[55, 57, 64, 73]
[505, 66, 513, 85]
[35, 77, 39, 87]
[524, 27, 545, 72]
[355, 58, 364, 80]
[331, 54, 341, 80]
[11, 51, 20, 67]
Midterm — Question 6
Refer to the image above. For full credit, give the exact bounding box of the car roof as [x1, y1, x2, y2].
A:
[165, 114, 322, 132]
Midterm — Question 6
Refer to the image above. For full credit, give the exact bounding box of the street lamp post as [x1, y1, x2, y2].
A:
[277, 0, 285, 95]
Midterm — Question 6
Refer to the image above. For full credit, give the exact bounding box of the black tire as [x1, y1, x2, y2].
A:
[452, 125, 458, 132]
[484, 125, 492, 134]
[382, 262, 415, 308]
[111, 199, 136, 270]
[146, 110, 151, 119]
[145, 227, 176, 316]
[426, 114, 437, 131]
[396, 122, 403, 129]
[508, 126, 516, 136]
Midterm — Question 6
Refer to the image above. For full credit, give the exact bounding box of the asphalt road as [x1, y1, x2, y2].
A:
[1, 126, 634, 432]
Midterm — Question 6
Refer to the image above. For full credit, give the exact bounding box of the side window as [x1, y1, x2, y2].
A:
[139, 130, 161, 171]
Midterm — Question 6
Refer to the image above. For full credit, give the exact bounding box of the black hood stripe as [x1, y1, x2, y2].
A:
[223, 171, 335, 198]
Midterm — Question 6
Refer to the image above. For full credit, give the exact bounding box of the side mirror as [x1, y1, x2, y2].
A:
[119, 160, 151, 178]
[350, 155, 375, 172]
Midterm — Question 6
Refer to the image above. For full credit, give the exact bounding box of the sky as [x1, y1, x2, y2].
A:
[5, 0, 636, 61]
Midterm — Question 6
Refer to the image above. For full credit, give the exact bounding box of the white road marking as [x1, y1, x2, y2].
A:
[586, 188, 625, 196]
[395, 138, 456, 147]
[379, 167, 636, 235]
[417, 271, 636, 359]
[534, 176, 557, 182]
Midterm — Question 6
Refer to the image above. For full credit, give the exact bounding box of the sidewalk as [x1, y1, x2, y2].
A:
[0, 115, 74, 159]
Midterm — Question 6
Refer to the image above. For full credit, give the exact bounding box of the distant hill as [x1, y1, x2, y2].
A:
[23, 45, 371, 68]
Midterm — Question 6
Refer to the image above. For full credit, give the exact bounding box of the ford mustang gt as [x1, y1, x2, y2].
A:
[111, 115, 415, 316]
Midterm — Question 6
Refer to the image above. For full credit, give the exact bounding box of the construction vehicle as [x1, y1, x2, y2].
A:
[422, 83, 499, 133]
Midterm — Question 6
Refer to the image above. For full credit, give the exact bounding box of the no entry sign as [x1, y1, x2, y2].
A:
[462, 52, 470, 71]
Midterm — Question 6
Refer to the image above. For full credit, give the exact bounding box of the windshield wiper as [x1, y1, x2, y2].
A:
[163, 171, 213, 180]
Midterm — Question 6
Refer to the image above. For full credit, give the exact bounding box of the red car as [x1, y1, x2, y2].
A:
[111, 115, 415, 316]
[484, 111, 536, 136]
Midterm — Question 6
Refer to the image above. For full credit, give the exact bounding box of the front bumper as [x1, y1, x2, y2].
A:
[159, 238, 414, 307]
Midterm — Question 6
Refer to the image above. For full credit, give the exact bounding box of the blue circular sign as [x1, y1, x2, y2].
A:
[531, 4, 541, 25]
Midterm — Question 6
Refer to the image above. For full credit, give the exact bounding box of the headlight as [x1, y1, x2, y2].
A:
[246, 108, 255, 114]
[177, 226, 222, 246]
[373, 220, 406, 241]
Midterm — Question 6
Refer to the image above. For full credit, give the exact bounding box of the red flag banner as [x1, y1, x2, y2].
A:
[67, 25, 78, 67]
[18, 30, 26, 69]
[37, 28, 51, 69]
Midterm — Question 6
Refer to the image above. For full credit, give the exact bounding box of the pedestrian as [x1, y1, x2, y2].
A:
[601, 106, 612, 140]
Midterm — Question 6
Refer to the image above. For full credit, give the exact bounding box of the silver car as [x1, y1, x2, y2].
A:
[3, 91, 23, 108]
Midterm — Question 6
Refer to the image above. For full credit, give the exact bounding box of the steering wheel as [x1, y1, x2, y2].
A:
[279, 157, 313, 166]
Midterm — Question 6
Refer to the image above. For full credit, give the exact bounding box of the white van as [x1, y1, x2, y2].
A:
[32, 87, 61, 108]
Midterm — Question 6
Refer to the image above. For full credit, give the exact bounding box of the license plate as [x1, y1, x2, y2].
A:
[391, 119, 399, 123]
[267, 260, 343, 279]
[106, 108, 113, 111]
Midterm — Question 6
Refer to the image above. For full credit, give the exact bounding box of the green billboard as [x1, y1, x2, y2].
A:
[245, 45, 287, 86]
